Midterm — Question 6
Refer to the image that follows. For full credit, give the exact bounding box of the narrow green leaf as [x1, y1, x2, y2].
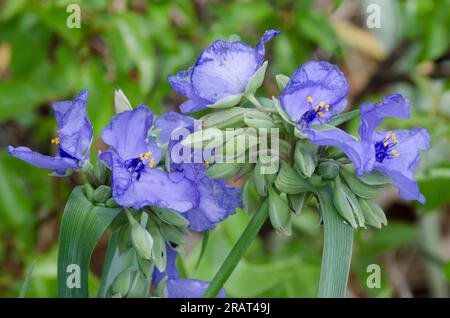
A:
[195, 231, 210, 270]
[317, 186, 353, 298]
[329, 110, 359, 126]
[19, 260, 36, 298]
[58, 186, 121, 298]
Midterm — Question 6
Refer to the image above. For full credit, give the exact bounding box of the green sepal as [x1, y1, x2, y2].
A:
[245, 61, 268, 94]
[268, 186, 292, 235]
[274, 161, 313, 194]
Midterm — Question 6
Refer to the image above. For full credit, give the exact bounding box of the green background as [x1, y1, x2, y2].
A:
[0, 0, 449, 297]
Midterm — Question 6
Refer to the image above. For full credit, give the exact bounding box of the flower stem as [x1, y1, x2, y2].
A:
[203, 198, 269, 298]
[245, 93, 274, 113]
[317, 186, 353, 298]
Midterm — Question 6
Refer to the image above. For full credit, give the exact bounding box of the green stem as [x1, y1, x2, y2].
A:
[245, 93, 274, 113]
[97, 232, 118, 297]
[203, 198, 269, 298]
[317, 186, 353, 298]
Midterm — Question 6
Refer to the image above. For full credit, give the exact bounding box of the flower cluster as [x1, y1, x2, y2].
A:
[7, 30, 430, 298]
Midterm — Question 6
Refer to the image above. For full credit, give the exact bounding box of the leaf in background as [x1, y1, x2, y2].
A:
[58, 186, 121, 297]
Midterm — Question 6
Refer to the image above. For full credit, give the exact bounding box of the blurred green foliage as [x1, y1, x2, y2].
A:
[0, 0, 449, 297]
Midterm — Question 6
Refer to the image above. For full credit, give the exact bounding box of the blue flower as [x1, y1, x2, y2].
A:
[8, 89, 93, 175]
[99, 105, 199, 212]
[304, 94, 430, 203]
[153, 244, 226, 298]
[168, 30, 280, 114]
[280, 61, 349, 128]
[154, 112, 242, 231]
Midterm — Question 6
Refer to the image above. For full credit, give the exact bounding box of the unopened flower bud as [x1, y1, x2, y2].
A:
[114, 89, 132, 114]
[92, 185, 112, 203]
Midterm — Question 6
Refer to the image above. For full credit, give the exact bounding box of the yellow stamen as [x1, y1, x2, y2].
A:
[149, 158, 155, 168]
[51, 137, 60, 145]
[307, 96, 313, 103]
[314, 106, 319, 111]
[319, 101, 325, 107]
[318, 112, 324, 118]
[203, 162, 210, 168]
[325, 105, 330, 111]
[383, 142, 388, 147]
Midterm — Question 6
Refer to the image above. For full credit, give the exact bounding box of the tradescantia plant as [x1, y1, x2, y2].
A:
[7, 30, 429, 298]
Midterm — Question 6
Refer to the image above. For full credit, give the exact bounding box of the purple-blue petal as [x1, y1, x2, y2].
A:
[373, 128, 430, 203]
[101, 105, 161, 163]
[8, 146, 78, 175]
[303, 127, 374, 176]
[112, 167, 199, 212]
[359, 94, 410, 141]
[255, 29, 281, 65]
[51, 89, 92, 162]
[152, 243, 179, 285]
[180, 164, 242, 232]
[166, 279, 226, 298]
[154, 112, 196, 145]
[280, 61, 349, 125]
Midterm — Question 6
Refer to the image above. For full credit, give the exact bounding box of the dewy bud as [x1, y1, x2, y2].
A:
[333, 175, 365, 228]
[268, 187, 292, 235]
[114, 89, 132, 114]
[316, 161, 340, 179]
[131, 222, 153, 260]
[274, 161, 313, 194]
[92, 185, 112, 203]
[93, 160, 108, 185]
[206, 163, 241, 179]
[294, 140, 317, 178]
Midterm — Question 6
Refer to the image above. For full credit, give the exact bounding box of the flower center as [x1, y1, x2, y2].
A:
[374, 133, 399, 163]
[124, 151, 154, 180]
[300, 96, 330, 126]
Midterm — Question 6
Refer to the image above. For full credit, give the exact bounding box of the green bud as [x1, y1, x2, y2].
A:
[268, 187, 292, 235]
[253, 161, 267, 196]
[146, 218, 167, 272]
[208, 93, 242, 109]
[93, 160, 108, 185]
[242, 177, 261, 213]
[151, 207, 188, 227]
[333, 176, 365, 228]
[206, 163, 241, 179]
[245, 61, 268, 94]
[244, 111, 274, 129]
[131, 222, 153, 260]
[109, 268, 132, 297]
[288, 193, 309, 215]
[117, 224, 132, 254]
[316, 161, 340, 179]
[272, 97, 294, 124]
[275, 74, 290, 91]
[126, 270, 147, 298]
[114, 89, 132, 114]
[83, 183, 94, 201]
[157, 220, 186, 246]
[92, 185, 112, 203]
[340, 166, 383, 199]
[358, 198, 387, 229]
[294, 140, 317, 178]
[105, 198, 118, 208]
[202, 107, 246, 129]
[274, 161, 313, 194]
[137, 256, 154, 279]
[359, 169, 391, 186]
